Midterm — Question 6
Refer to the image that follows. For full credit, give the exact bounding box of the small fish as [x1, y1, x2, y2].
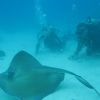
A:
[0, 51, 99, 100]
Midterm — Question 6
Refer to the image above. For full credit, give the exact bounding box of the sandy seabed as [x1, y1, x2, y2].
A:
[0, 31, 100, 100]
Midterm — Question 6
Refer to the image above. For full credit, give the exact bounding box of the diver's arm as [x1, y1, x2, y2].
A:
[35, 35, 45, 55]
[69, 41, 84, 59]
[74, 42, 84, 55]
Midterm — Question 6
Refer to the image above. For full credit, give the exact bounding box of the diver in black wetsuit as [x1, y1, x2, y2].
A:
[70, 18, 100, 59]
[35, 26, 65, 54]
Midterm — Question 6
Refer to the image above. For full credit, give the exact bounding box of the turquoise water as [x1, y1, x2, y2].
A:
[0, 0, 100, 100]
[0, 0, 100, 32]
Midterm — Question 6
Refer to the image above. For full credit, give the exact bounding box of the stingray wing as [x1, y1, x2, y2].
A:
[6, 51, 42, 78]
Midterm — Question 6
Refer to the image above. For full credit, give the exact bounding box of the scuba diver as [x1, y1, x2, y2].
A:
[70, 17, 100, 59]
[34, 0, 68, 54]
[35, 25, 66, 54]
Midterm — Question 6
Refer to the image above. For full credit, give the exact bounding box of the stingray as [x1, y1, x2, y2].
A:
[0, 51, 99, 100]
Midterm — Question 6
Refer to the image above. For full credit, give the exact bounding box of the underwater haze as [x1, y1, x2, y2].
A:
[0, 0, 100, 100]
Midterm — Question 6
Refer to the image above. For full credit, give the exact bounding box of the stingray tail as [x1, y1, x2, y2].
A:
[64, 70, 100, 97]
[75, 75, 100, 97]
